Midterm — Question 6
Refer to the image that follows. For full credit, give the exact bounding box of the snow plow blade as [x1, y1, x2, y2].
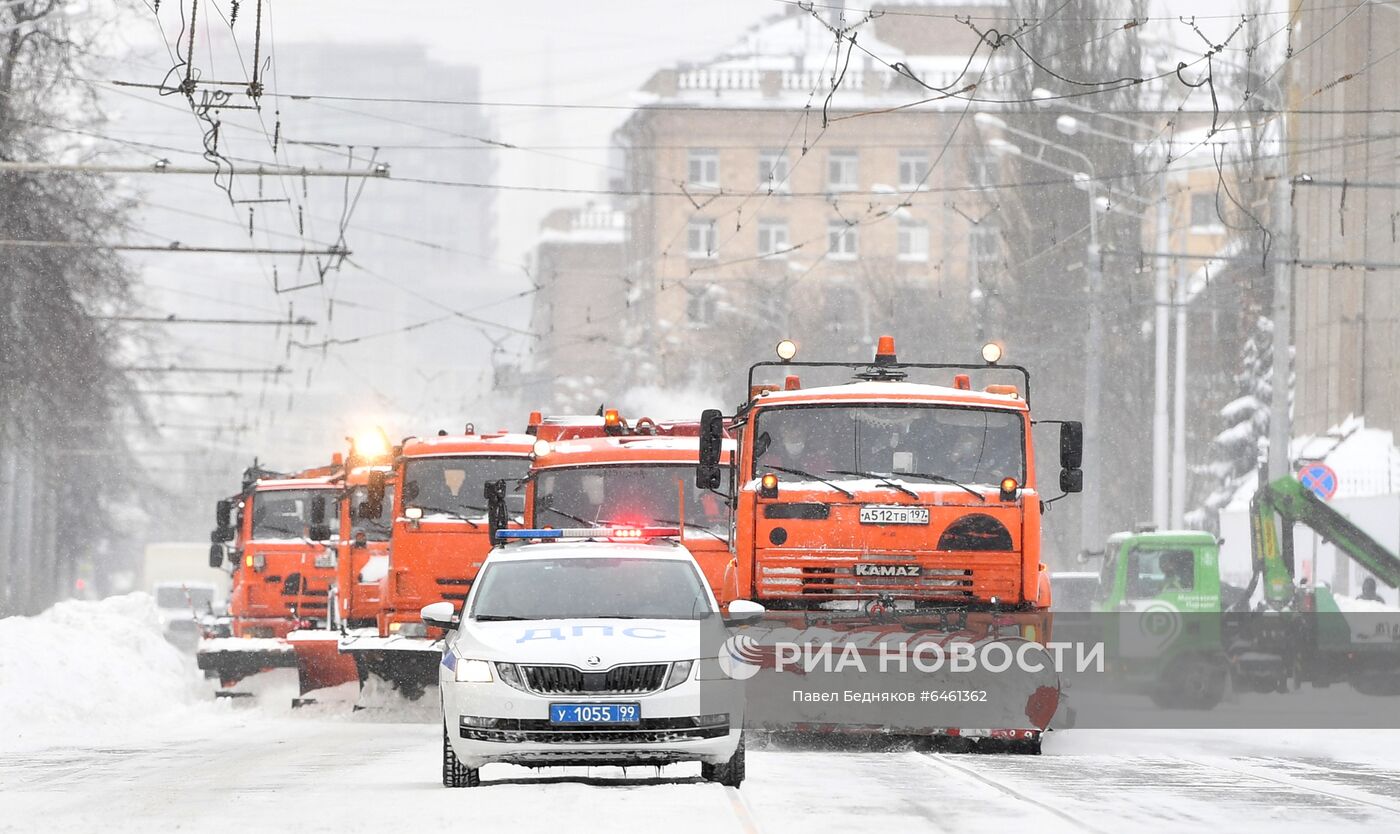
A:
[285, 630, 359, 695]
[196, 637, 298, 690]
[338, 631, 444, 700]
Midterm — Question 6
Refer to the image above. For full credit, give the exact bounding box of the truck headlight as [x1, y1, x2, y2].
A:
[454, 659, 494, 683]
[664, 660, 694, 689]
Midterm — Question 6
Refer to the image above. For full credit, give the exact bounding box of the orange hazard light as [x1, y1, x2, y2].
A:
[874, 335, 897, 364]
[1000, 477, 1019, 501]
[953, 374, 971, 390]
[760, 472, 779, 498]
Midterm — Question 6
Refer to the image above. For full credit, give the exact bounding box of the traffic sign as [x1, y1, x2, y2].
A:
[1297, 462, 1339, 501]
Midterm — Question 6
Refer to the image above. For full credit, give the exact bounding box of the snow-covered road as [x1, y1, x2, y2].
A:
[4, 709, 1400, 834]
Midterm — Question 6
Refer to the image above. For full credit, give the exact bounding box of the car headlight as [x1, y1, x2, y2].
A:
[664, 659, 694, 689]
[495, 661, 528, 691]
[454, 659, 494, 683]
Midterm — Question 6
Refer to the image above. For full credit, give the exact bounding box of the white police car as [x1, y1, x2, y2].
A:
[423, 527, 758, 788]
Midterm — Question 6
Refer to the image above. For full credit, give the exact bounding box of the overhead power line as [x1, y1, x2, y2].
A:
[0, 240, 349, 256]
[119, 365, 291, 375]
[0, 161, 390, 177]
[95, 314, 317, 326]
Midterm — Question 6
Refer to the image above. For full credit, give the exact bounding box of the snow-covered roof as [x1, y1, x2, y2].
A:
[633, 6, 1015, 110]
[1225, 415, 1400, 510]
[537, 206, 625, 246]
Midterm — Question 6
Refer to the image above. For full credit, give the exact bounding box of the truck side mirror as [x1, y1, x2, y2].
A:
[1060, 421, 1084, 470]
[485, 480, 508, 544]
[308, 495, 331, 542]
[208, 544, 225, 569]
[211, 499, 236, 542]
[364, 470, 386, 519]
[696, 408, 724, 490]
[1060, 467, 1083, 494]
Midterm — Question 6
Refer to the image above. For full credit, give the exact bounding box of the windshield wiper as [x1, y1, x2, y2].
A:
[895, 472, 986, 502]
[760, 464, 855, 499]
[256, 524, 303, 538]
[652, 517, 726, 542]
[538, 506, 603, 528]
[827, 470, 920, 500]
[407, 504, 481, 528]
[473, 614, 527, 621]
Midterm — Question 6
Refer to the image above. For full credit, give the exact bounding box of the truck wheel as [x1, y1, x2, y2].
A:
[701, 736, 745, 788]
[1174, 656, 1228, 710]
[442, 726, 479, 788]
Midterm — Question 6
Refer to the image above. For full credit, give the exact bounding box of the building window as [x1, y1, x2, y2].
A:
[898, 150, 930, 190]
[897, 219, 929, 261]
[685, 286, 717, 325]
[827, 150, 858, 192]
[828, 222, 858, 259]
[757, 219, 790, 257]
[758, 150, 790, 193]
[687, 219, 717, 259]
[1190, 193, 1220, 228]
[969, 222, 1000, 277]
[688, 149, 720, 189]
[970, 148, 996, 188]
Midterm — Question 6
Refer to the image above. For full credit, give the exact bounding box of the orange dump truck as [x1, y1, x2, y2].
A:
[338, 429, 536, 697]
[695, 337, 1084, 750]
[202, 462, 355, 696]
[526, 423, 736, 602]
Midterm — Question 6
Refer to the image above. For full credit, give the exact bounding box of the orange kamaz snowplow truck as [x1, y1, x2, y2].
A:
[338, 428, 536, 698]
[525, 414, 736, 601]
[203, 461, 357, 697]
[694, 336, 1084, 752]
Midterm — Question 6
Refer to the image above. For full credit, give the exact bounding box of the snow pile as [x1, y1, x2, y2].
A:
[0, 593, 203, 747]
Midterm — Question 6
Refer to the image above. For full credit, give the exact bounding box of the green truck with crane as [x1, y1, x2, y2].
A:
[1081, 475, 1400, 709]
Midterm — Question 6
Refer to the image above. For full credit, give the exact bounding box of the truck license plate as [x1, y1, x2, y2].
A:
[859, 506, 929, 525]
[549, 703, 640, 725]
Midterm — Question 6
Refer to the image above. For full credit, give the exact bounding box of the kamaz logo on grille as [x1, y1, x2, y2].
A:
[854, 563, 922, 577]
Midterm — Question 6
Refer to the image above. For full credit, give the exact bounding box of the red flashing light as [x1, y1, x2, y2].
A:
[953, 374, 971, 390]
[784, 374, 802, 390]
[874, 335, 898, 365]
[606, 526, 681, 541]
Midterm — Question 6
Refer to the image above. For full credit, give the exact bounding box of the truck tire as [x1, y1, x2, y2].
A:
[1156, 655, 1227, 710]
[702, 736, 745, 788]
[442, 726, 479, 788]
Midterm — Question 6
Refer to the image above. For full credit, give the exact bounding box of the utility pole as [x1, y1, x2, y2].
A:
[1267, 0, 1302, 484]
[1152, 180, 1171, 528]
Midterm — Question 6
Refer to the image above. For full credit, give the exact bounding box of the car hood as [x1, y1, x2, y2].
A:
[452, 617, 717, 666]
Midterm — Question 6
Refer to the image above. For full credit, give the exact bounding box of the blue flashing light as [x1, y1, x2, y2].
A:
[496, 526, 682, 542]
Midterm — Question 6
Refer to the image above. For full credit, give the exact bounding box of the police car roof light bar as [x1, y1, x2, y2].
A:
[496, 526, 682, 541]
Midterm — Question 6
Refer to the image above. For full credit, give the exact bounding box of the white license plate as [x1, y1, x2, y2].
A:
[859, 506, 929, 525]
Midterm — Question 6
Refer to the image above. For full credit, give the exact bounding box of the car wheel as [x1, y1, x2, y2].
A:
[442, 725, 479, 788]
[702, 736, 745, 788]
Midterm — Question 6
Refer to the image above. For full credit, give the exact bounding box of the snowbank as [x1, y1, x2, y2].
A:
[0, 593, 204, 748]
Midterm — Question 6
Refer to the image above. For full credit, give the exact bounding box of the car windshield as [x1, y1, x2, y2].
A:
[350, 484, 395, 542]
[155, 586, 214, 610]
[534, 464, 729, 537]
[750, 404, 1024, 485]
[250, 489, 338, 540]
[470, 557, 712, 620]
[402, 456, 530, 519]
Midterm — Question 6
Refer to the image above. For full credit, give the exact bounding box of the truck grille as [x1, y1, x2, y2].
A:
[758, 555, 1019, 601]
[520, 663, 668, 695]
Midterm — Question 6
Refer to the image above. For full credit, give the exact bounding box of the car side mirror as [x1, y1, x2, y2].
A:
[308, 495, 331, 542]
[726, 599, 765, 623]
[696, 408, 724, 490]
[421, 601, 457, 630]
[208, 543, 225, 569]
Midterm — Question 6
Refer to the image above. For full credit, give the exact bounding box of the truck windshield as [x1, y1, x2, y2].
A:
[471, 557, 712, 620]
[750, 404, 1024, 485]
[250, 489, 338, 540]
[402, 456, 530, 520]
[350, 484, 395, 542]
[534, 464, 730, 538]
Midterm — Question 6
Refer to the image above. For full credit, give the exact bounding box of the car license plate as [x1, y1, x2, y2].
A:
[549, 703, 640, 725]
[859, 505, 929, 525]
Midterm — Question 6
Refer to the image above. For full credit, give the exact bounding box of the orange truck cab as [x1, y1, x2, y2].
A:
[525, 432, 738, 603]
[332, 455, 395, 629]
[337, 429, 535, 697]
[201, 464, 347, 694]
